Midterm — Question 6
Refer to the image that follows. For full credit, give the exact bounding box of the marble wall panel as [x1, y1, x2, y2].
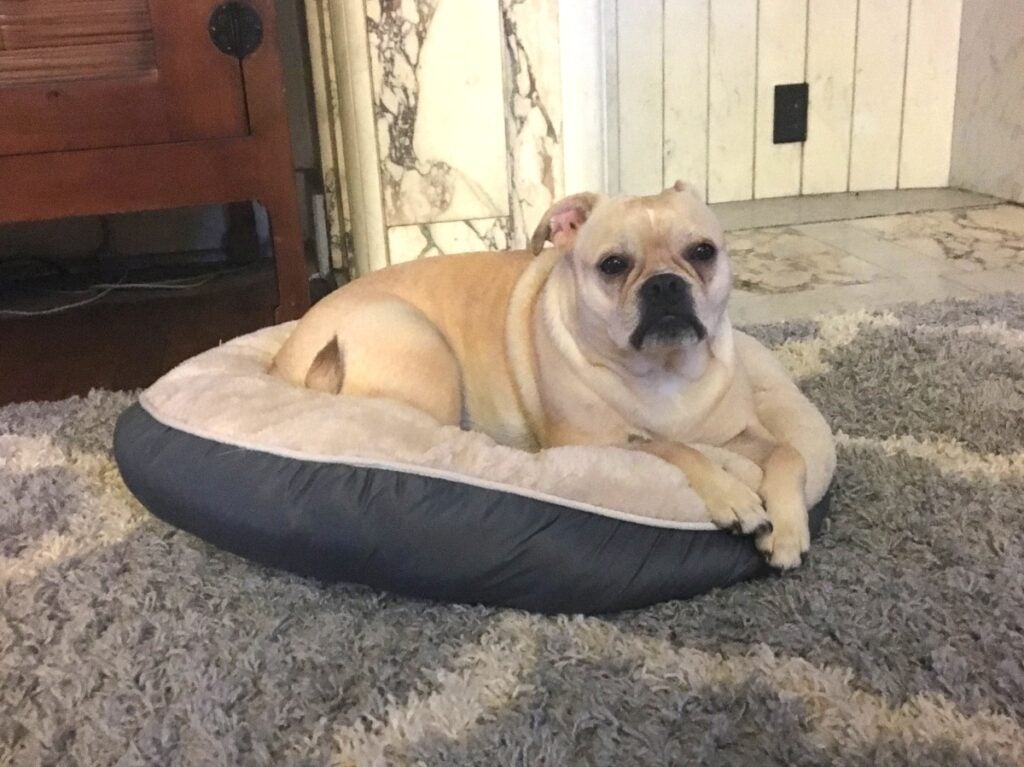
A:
[500, 0, 565, 249]
[311, 0, 565, 274]
[366, 0, 511, 227]
[388, 217, 513, 264]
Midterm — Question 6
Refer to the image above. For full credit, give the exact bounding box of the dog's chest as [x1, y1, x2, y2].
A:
[629, 366, 752, 446]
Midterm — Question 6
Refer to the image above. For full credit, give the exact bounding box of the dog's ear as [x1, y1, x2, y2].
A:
[670, 179, 703, 202]
[304, 336, 345, 394]
[530, 192, 605, 255]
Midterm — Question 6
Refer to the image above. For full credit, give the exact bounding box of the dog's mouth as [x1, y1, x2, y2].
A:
[629, 311, 707, 350]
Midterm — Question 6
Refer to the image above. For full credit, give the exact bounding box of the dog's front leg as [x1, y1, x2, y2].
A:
[754, 444, 809, 569]
[724, 431, 810, 569]
[632, 440, 771, 536]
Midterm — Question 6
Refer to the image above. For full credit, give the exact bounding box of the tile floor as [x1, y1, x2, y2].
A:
[715, 190, 1024, 325]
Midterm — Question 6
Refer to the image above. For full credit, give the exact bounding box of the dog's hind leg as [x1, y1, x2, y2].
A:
[274, 291, 463, 427]
[304, 336, 345, 394]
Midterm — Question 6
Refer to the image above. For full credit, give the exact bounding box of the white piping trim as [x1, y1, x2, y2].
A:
[137, 395, 719, 533]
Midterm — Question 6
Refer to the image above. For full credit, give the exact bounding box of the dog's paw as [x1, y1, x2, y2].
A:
[756, 520, 810, 570]
[693, 467, 771, 536]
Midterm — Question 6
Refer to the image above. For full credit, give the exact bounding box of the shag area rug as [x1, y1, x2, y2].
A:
[2, 295, 1023, 766]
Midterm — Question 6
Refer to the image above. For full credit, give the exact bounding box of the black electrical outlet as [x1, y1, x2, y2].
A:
[774, 83, 808, 144]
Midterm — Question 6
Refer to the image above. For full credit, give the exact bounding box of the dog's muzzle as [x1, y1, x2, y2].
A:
[629, 273, 707, 350]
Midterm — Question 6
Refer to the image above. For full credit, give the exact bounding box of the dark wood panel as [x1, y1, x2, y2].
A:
[0, 0, 248, 154]
[0, 268, 278, 405]
[0, 0, 310, 344]
[0, 74, 190, 155]
[0, 40, 155, 86]
[0, 1, 311, 322]
[0, 137, 264, 219]
[0, 0, 155, 86]
[0, 0, 152, 50]
[145, 0, 250, 144]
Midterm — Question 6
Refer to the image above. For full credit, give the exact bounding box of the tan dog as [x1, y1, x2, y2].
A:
[271, 182, 810, 568]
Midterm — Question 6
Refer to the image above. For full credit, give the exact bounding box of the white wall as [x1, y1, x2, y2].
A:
[589, 0, 964, 202]
[950, 0, 1024, 203]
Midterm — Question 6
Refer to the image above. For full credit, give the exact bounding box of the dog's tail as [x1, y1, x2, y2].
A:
[304, 335, 345, 394]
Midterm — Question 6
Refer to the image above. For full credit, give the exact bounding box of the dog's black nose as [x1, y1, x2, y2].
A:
[640, 273, 687, 303]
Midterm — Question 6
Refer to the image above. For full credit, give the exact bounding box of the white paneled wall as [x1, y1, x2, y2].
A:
[754, 0, 806, 199]
[707, 0, 757, 202]
[848, 0, 910, 191]
[604, 0, 964, 202]
[663, 0, 709, 196]
[617, 0, 665, 194]
[803, 0, 857, 195]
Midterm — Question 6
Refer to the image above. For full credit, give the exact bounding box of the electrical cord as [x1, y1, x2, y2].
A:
[54, 274, 221, 292]
[0, 274, 128, 317]
[0, 266, 252, 318]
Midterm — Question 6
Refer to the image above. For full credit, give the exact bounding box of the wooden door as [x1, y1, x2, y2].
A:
[0, 0, 250, 155]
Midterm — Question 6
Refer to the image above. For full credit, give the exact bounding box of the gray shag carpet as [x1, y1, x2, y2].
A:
[2, 295, 1024, 766]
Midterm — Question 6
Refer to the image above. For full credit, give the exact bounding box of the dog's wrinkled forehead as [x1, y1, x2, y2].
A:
[576, 188, 723, 260]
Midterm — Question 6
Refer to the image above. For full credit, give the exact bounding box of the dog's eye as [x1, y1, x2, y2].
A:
[690, 242, 717, 262]
[598, 254, 630, 276]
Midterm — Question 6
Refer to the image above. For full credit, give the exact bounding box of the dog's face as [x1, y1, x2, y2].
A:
[533, 182, 731, 360]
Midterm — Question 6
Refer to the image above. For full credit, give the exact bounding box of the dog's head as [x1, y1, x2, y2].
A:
[532, 181, 731, 358]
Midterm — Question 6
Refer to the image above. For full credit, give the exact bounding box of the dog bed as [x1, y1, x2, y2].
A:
[114, 323, 835, 615]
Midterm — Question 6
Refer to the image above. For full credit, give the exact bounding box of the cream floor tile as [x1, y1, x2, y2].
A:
[726, 198, 1024, 324]
[941, 267, 1024, 295]
[730, 274, 980, 325]
[846, 205, 1024, 272]
[793, 221, 952, 278]
[727, 226, 886, 294]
